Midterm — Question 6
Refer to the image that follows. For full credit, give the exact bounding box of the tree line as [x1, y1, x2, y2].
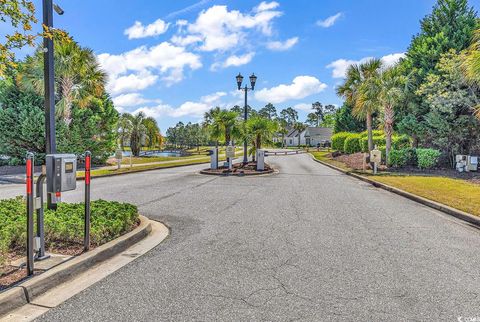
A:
[334, 0, 480, 166]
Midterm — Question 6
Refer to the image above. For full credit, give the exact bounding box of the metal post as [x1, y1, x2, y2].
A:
[43, 0, 57, 210]
[84, 151, 91, 251]
[83, 151, 92, 251]
[243, 86, 248, 164]
[35, 173, 49, 260]
[26, 153, 35, 276]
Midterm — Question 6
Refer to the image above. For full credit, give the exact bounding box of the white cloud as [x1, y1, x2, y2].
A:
[381, 53, 406, 67]
[201, 91, 227, 104]
[129, 91, 227, 119]
[112, 93, 151, 107]
[255, 76, 327, 104]
[132, 105, 173, 118]
[326, 59, 359, 79]
[316, 12, 343, 28]
[326, 52, 406, 78]
[107, 71, 158, 95]
[124, 19, 169, 39]
[266, 37, 298, 51]
[98, 42, 202, 93]
[254, 1, 280, 12]
[179, 3, 282, 52]
[212, 52, 255, 70]
[294, 103, 313, 111]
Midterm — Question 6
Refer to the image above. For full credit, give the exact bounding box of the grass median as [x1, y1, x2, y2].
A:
[310, 151, 480, 217]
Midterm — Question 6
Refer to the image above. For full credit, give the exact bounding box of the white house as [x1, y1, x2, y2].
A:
[283, 127, 333, 147]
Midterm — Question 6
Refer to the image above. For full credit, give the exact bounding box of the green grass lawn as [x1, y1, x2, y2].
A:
[371, 175, 480, 217]
[310, 151, 352, 171]
[310, 151, 480, 217]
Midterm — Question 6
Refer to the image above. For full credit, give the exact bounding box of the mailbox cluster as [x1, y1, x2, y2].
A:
[25, 151, 91, 276]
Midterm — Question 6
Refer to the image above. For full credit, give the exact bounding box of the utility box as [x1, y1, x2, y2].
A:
[456, 155, 467, 172]
[467, 156, 478, 172]
[46, 154, 77, 194]
[208, 148, 218, 170]
[257, 150, 265, 171]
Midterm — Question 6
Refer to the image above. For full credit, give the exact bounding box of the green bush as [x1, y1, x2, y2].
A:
[388, 148, 417, 167]
[359, 130, 384, 138]
[416, 148, 441, 169]
[392, 135, 411, 150]
[360, 136, 386, 153]
[0, 198, 139, 270]
[331, 132, 350, 152]
[344, 134, 362, 154]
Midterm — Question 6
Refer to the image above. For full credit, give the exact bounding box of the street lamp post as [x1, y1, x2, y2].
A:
[236, 73, 257, 164]
[43, 0, 63, 209]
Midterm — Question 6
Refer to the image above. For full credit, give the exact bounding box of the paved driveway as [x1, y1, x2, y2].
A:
[2, 154, 479, 321]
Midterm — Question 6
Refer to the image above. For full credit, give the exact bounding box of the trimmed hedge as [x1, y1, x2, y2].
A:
[416, 148, 441, 169]
[344, 134, 362, 154]
[331, 132, 350, 152]
[0, 198, 139, 271]
[387, 148, 439, 169]
[360, 136, 386, 153]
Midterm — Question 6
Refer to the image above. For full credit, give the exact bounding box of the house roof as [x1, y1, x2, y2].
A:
[304, 127, 333, 138]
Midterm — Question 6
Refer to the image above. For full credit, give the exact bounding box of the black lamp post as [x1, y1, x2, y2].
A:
[236, 72, 257, 164]
[43, 0, 63, 209]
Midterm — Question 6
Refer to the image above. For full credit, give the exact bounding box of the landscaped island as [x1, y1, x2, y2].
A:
[0, 198, 139, 289]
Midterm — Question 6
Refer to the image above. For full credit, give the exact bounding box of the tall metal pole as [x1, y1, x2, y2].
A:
[43, 0, 57, 210]
[84, 151, 91, 251]
[243, 86, 248, 164]
[26, 153, 35, 276]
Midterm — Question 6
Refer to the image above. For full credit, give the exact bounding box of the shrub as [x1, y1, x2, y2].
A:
[388, 148, 418, 168]
[331, 132, 350, 152]
[416, 148, 441, 169]
[360, 136, 386, 152]
[344, 134, 362, 154]
[392, 135, 411, 150]
[0, 198, 139, 270]
[359, 130, 383, 138]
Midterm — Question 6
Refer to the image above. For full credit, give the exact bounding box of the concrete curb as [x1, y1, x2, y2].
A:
[0, 215, 152, 317]
[310, 154, 480, 228]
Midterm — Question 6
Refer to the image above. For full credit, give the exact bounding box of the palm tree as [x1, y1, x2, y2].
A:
[277, 119, 289, 148]
[143, 117, 161, 149]
[129, 112, 147, 157]
[203, 107, 222, 149]
[293, 122, 307, 147]
[337, 58, 383, 152]
[377, 66, 407, 164]
[246, 116, 278, 160]
[21, 37, 107, 124]
[213, 109, 241, 164]
[117, 113, 133, 151]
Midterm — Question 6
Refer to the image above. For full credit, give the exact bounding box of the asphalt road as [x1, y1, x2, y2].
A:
[2, 154, 480, 321]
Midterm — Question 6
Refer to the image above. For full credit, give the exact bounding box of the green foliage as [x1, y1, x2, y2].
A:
[344, 134, 362, 154]
[416, 148, 441, 169]
[392, 135, 411, 150]
[388, 148, 418, 168]
[333, 103, 366, 133]
[331, 132, 350, 152]
[397, 0, 478, 151]
[360, 136, 385, 153]
[0, 82, 45, 161]
[0, 198, 139, 268]
[417, 51, 480, 166]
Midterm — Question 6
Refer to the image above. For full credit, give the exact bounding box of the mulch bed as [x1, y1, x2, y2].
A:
[328, 152, 480, 184]
[201, 162, 273, 176]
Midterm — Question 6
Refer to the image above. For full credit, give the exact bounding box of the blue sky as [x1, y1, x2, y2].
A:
[25, 0, 480, 132]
